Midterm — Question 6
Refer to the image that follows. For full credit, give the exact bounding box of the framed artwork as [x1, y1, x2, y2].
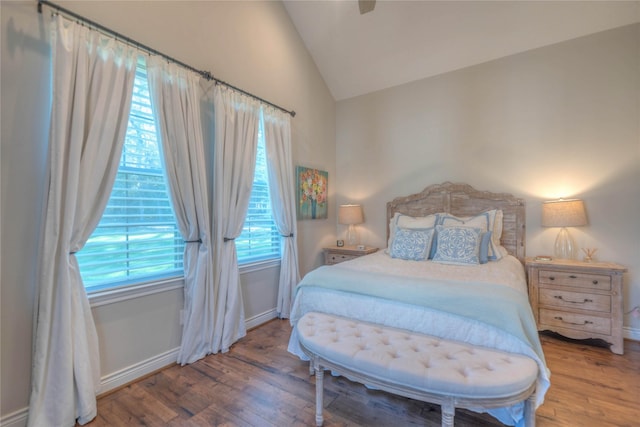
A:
[296, 166, 328, 220]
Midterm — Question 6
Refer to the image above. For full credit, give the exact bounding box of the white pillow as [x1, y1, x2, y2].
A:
[386, 213, 438, 253]
[493, 209, 503, 250]
[438, 210, 504, 260]
[397, 214, 439, 229]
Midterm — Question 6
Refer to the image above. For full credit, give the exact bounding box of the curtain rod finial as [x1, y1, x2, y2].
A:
[290, 111, 296, 118]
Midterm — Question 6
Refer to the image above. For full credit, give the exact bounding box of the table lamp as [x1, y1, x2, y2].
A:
[542, 199, 587, 259]
[338, 204, 364, 246]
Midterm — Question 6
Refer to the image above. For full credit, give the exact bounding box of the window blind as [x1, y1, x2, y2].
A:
[77, 62, 184, 290]
[236, 118, 281, 264]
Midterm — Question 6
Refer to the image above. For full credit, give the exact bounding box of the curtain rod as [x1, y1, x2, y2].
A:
[37, 0, 296, 118]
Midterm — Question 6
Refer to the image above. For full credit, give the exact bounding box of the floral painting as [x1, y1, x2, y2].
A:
[296, 166, 328, 220]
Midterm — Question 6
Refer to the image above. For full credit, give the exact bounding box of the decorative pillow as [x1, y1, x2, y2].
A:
[397, 213, 439, 229]
[386, 213, 438, 253]
[493, 210, 503, 248]
[438, 210, 504, 261]
[479, 231, 492, 264]
[432, 225, 483, 265]
[429, 228, 439, 259]
[390, 227, 435, 261]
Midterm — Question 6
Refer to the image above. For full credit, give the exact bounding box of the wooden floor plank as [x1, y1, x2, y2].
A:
[84, 319, 640, 427]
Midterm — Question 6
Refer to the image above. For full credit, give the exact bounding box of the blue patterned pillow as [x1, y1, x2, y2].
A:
[390, 227, 435, 261]
[439, 211, 503, 261]
[432, 225, 483, 265]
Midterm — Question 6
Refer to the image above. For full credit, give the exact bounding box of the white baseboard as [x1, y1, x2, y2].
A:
[0, 408, 28, 427]
[97, 347, 180, 396]
[1, 311, 279, 427]
[624, 326, 640, 341]
[0, 347, 180, 427]
[245, 308, 279, 330]
[13, 313, 631, 427]
[97, 309, 279, 395]
[99, 310, 279, 394]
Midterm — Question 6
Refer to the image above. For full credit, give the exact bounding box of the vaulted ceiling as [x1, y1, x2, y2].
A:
[283, 1, 640, 101]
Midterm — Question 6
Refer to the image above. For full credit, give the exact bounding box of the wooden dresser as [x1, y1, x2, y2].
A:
[526, 257, 626, 354]
[323, 246, 378, 265]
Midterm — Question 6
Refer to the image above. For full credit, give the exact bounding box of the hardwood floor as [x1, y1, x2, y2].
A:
[86, 320, 640, 427]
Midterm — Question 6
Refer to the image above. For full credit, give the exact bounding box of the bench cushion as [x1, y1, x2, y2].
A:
[297, 312, 538, 399]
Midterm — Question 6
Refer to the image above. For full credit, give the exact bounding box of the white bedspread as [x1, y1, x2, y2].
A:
[288, 252, 550, 427]
[339, 250, 527, 291]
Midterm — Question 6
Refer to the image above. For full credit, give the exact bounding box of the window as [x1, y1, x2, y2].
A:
[77, 61, 184, 291]
[235, 115, 281, 264]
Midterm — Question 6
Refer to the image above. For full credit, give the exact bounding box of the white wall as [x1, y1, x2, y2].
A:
[336, 24, 640, 333]
[1, 1, 335, 423]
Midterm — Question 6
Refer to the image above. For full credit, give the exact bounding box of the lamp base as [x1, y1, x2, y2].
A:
[346, 224, 358, 246]
[554, 227, 576, 259]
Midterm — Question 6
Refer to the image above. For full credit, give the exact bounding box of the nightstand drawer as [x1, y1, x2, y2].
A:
[526, 258, 626, 354]
[538, 269, 611, 291]
[324, 246, 378, 265]
[539, 289, 611, 313]
[325, 253, 358, 265]
[540, 308, 611, 335]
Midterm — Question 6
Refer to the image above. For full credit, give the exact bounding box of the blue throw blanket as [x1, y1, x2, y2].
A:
[296, 265, 546, 364]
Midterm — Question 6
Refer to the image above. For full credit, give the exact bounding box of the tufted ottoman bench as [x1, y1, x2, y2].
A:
[296, 312, 538, 427]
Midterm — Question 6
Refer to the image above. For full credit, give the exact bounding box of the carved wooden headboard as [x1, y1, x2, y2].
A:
[386, 182, 526, 261]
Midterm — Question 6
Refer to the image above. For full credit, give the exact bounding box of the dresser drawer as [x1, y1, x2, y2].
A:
[539, 289, 611, 313]
[539, 308, 611, 335]
[538, 269, 611, 291]
[325, 253, 357, 264]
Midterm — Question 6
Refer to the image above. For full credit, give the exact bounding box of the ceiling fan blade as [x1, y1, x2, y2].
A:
[359, 0, 376, 15]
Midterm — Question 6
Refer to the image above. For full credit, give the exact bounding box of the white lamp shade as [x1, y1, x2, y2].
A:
[338, 204, 363, 225]
[541, 199, 587, 227]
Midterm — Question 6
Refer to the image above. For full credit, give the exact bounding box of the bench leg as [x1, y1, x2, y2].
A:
[524, 391, 536, 427]
[315, 364, 324, 426]
[441, 401, 455, 427]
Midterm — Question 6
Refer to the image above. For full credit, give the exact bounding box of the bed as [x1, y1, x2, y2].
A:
[288, 182, 549, 426]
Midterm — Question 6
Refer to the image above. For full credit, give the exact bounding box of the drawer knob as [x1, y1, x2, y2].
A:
[569, 275, 577, 279]
[553, 295, 593, 304]
[549, 276, 555, 281]
[553, 316, 593, 326]
[592, 280, 599, 285]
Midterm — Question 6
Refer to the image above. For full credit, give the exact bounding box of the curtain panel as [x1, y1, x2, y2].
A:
[145, 58, 216, 365]
[263, 107, 300, 318]
[211, 85, 261, 352]
[29, 15, 137, 427]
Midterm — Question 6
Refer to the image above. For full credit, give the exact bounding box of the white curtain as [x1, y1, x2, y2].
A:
[29, 15, 136, 427]
[263, 107, 300, 318]
[212, 85, 261, 352]
[145, 57, 215, 365]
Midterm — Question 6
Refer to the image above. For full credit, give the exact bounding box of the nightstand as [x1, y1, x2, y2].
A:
[525, 257, 627, 354]
[323, 246, 378, 265]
